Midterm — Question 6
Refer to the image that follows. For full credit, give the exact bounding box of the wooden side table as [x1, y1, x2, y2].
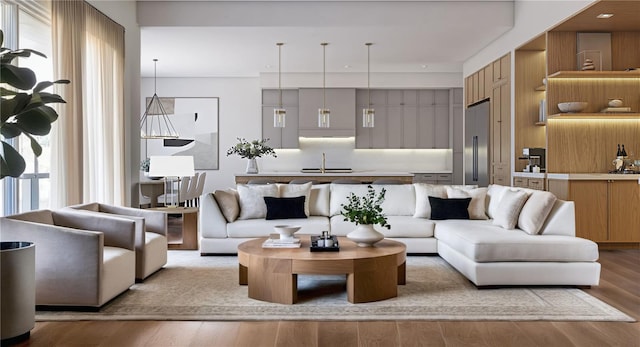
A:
[148, 207, 199, 250]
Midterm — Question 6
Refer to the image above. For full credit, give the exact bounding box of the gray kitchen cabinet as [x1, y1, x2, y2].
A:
[298, 88, 356, 137]
[356, 88, 453, 149]
[413, 173, 452, 184]
[417, 106, 435, 148]
[262, 89, 299, 148]
[434, 105, 450, 148]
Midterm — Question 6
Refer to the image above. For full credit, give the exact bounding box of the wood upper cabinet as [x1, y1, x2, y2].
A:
[465, 64, 493, 106]
[262, 89, 299, 148]
[298, 88, 356, 137]
[493, 54, 510, 84]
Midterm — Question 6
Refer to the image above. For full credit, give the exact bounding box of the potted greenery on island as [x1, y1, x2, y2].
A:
[341, 185, 391, 247]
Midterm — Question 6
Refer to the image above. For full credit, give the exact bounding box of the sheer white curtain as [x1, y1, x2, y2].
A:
[51, 1, 125, 207]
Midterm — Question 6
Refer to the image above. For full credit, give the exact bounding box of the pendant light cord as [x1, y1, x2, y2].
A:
[322, 43, 327, 109]
[366, 43, 371, 108]
[153, 58, 158, 94]
[277, 43, 283, 108]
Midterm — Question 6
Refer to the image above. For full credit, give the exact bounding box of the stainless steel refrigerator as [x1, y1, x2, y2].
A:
[464, 100, 490, 186]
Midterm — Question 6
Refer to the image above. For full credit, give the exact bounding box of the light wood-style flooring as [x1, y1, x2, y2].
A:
[13, 250, 640, 347]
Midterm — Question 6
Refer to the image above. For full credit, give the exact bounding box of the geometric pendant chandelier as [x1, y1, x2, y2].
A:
[140, 59, 179, 139]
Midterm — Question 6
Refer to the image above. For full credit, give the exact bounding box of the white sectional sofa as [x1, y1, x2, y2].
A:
[199, 183, 600, 287]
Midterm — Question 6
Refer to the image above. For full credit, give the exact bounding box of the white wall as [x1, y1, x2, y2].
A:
[463, 0, 597, 76]
[142, 76, 454, 193]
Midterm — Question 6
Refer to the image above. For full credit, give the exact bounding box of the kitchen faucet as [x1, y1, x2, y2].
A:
[321, 152, 326, 173]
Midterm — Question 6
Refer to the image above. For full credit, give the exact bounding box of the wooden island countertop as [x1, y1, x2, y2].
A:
[234, 171, 418, 184]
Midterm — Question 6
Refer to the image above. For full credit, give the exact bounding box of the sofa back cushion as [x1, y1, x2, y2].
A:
[237, 184, 279, 220]
[278, 182, 312, 216]
[413, 183, 447, 218]
[329, 184, 373, 217]
[446, 187, 488, 220]
[309, 184, 331, 216]
[329, 184, 415, 217]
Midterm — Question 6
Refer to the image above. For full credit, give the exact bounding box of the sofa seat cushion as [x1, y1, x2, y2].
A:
[330, 216, 435, 238]
[227, 216, 329, 238]
[434, 220, 598, 262]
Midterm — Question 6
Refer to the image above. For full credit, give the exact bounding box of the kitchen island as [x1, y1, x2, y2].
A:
[234, 171, 418, 184]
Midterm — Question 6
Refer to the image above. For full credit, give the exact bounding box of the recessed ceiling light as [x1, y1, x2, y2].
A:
[421, 64, 428, 69]
[597, 13, 613, 19]
[344, 65, 351, 69]
[265, 64, 272, 69]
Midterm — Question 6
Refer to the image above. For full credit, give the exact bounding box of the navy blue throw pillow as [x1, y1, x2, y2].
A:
[428, 196, 471, 220]
[264, 196, 307, 220]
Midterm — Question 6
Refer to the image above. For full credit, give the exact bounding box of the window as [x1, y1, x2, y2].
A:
[1, 0, 52, 216]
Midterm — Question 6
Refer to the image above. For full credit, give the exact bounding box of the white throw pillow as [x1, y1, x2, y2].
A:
[518, 191, 557, 235]
[236, 184, 279, 220]
[446, 186, 488, 220]
[309, 184, 331, 216]
[492, 189, 530, 230]
[413, 183, 447, 219]
[279, 182, 312, 216]
[486, 184, 509, 219]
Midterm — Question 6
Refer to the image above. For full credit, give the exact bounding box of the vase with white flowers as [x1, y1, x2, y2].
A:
[340, 185, 390, 247]
[226, 138, 276, 174]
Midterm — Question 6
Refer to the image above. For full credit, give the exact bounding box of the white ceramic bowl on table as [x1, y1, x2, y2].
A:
[274, 225, 301, 240]
[558, 102, 587, 113]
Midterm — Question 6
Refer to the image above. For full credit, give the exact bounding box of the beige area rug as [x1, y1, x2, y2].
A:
[37, 251, 634, 322]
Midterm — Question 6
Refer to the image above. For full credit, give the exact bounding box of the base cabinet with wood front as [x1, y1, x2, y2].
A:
[548, 177, 640, 247]
[513, 176, 545, 191]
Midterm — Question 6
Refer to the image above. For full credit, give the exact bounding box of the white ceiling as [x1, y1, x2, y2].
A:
[139, 1, 515, 78]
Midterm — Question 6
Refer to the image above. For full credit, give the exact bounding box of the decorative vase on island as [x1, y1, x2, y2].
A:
[246, 158, 259, 174]
[347, 224, 384, 247]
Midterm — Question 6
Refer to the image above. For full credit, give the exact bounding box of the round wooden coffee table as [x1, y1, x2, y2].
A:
[237, 236, 406, 304]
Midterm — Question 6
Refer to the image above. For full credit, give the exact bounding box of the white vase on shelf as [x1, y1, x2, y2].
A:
[347, 224, 384, 247]
[246, 158, 258, 174]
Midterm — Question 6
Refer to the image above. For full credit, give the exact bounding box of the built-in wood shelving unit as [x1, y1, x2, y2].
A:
[548, 113, 640, 119]
[547, 70, 640, 79]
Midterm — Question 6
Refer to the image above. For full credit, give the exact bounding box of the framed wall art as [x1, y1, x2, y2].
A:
[144, 97, 219, 170]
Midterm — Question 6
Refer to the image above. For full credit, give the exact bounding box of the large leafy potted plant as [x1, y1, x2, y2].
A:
[340, 185, 391, 247]
[226, 137, 276, 174]
[0, 29, 68, 344]
[1, 29, 69, 179]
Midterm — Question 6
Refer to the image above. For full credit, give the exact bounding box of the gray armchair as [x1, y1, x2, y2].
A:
[67, 203, 168, 280]
[0, 209, 136, 307]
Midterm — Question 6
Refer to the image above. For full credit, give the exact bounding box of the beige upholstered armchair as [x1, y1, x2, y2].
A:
[0, 209, 136, 308]
[67, 203, 168, 280]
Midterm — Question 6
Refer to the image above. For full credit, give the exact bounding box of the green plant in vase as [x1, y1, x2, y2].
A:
[340, 185, 390, 247]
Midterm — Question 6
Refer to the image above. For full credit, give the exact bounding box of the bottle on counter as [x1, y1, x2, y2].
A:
[617, 144, 622, 157]
[621, 144, 628, 157]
